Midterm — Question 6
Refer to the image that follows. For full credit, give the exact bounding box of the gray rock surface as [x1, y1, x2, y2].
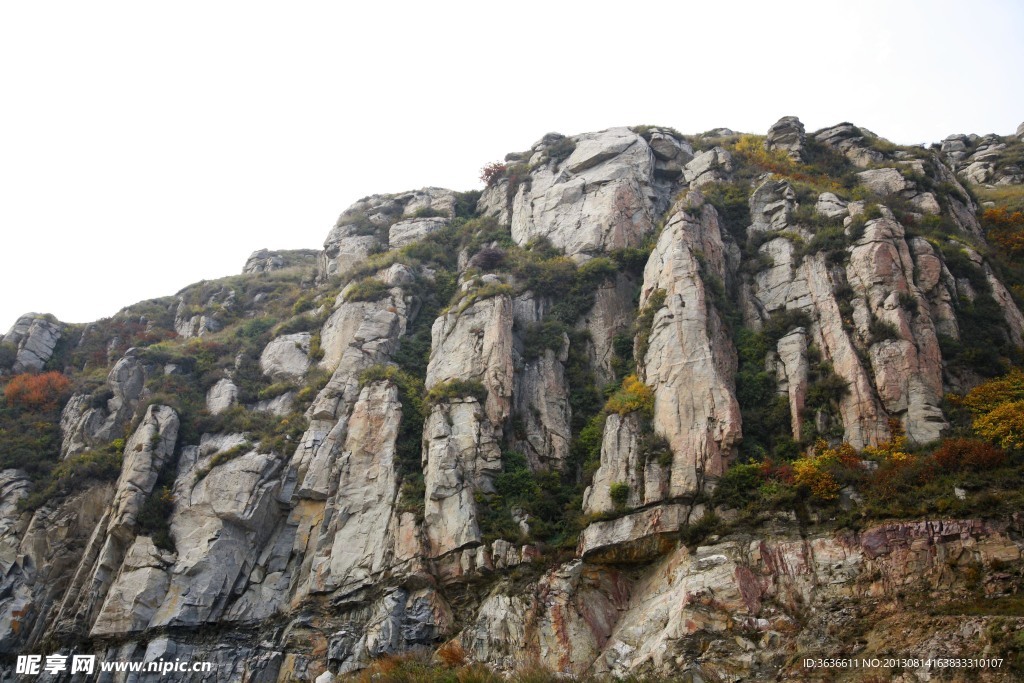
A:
[260, 333, 312, 382]
[507, 128, 657, 258]
[426, 294, 514, 425]
[640, 190, 741, 494]
[2, 314, 62, 373]
[765, 116, 805, 161]
[206, 378, 239, 415]
[814, 123, 884, 167]
[3, 122, 1024, 680]
[683, 147, 734, 187]
[389, 217, 448, 249]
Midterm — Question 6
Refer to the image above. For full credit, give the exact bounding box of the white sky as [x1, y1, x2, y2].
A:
[2, 0, 1022, 333]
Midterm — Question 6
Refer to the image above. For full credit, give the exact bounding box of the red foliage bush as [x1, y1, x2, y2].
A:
[867, 456, 937, 499]
[479, 162, 507, 187]
[758, 460, 795, 485]
[3, 371, 71, 410]
[932, 437, 1007, 472]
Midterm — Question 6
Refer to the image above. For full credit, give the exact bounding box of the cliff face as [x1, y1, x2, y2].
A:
[1, 118, 1024, 681]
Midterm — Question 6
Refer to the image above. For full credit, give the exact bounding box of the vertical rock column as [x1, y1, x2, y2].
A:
[422, 294, 512, 557]
[639, 192, 741, 495]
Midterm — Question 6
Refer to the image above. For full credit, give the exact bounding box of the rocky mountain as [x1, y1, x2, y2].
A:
[1, 117, 1023, 681]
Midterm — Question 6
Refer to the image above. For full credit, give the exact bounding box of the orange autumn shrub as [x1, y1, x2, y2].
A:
[932, 437, 1007, 472]
[982, 207, 1024, 255]
[3, 371, 71, 410]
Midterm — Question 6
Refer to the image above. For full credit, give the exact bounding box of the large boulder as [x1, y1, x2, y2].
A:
[2, 314, 62, 373]
[814, 123, 884, 168]
[504, 128, 658, 259]
[259, 333, 311, 382]
[765, 116, 805, 161]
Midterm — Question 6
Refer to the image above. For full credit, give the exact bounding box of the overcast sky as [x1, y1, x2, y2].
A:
[2, 0, 1022, 333]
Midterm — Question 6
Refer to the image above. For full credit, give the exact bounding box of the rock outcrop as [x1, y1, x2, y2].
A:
[242, 248, 318, 274]
[482, 128, 659, 259]
[1, 314, 61, 373]
[2, 118, 1024, 681]
[765, 115, 805, 161]
[639, 190, 741, 494]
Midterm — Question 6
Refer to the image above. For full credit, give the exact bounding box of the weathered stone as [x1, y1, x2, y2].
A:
[2, 314, 62, 373]
[815, 192, 848, 219]
[242, 248, 317, 274]
[426, 294, 514, 425]
[389, 217, 448, 249]
[776, 328, 809, 442]
[765, 116, 805, 161]
[422, 399, 501, 557]
[640, 191, 741, 494]
[814, 123, 884, 168]
[60, 350, 155, 458]
[304, 382, 402, 594]
[260, 333, 311, 382]
[91, 537, 172, 635]
[683, 147, 733, 188]
[749, 177, 796, 232]
[509, 128, 657, 258]
[577, 273, 637, 387]
[855, 167, 912, 196]
[206, 378, 238, 415]
[846, 217, 946, 442]
[579, 504, 697, 561]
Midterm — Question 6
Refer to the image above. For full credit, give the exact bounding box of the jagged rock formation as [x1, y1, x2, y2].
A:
[1, 117, 1023, 681]
[243, 248, 319, 275]
[1, 314, 62, 374]
[765, 115, 805, 161]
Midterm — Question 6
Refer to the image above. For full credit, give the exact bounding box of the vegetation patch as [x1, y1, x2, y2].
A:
[425, 379, 488, 406]
[344, 277, 390, 303]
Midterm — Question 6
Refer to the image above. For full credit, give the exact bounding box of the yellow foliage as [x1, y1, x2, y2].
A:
[792, 456, 840, 501]
[973, 399, 1024, 450]
[730, 134, 842, 192]
[860, 419, 910, 461]
[812, 439, 858, 465]
[604, 375, 654, 416]
[955, 370, 1024, 450]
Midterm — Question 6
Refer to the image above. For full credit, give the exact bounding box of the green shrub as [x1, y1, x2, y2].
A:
[19, 446, 123, 511]
[640, 431, 672, 467]
[869, 318, 901, 344]
[452, 190, 481, 219]
[425, 379, 488, 406]
[806, 367, 850, 413]
[714, 463, 763, 509]
[412, 206, 447, 219]
[450, 282, 514, 313]
[634, 289, 667, 371]
[609, 481, 630, 509]
[544, 136, 577, 163]
[137, 484, 176, 551]
[358, 365, 428, 517]
[291, 294, 315, 315]
[0, 342, 16, 368]
[702, 183, 752, 242]
[344, 277, 390, 303]
[195, 442, 252, 481]
[258, 381, 295, 401]
[520, 321, 568, 361]
[680, 511, 722, 548]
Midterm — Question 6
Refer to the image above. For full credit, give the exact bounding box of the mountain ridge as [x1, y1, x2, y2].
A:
[1, 116, 1023, 681]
